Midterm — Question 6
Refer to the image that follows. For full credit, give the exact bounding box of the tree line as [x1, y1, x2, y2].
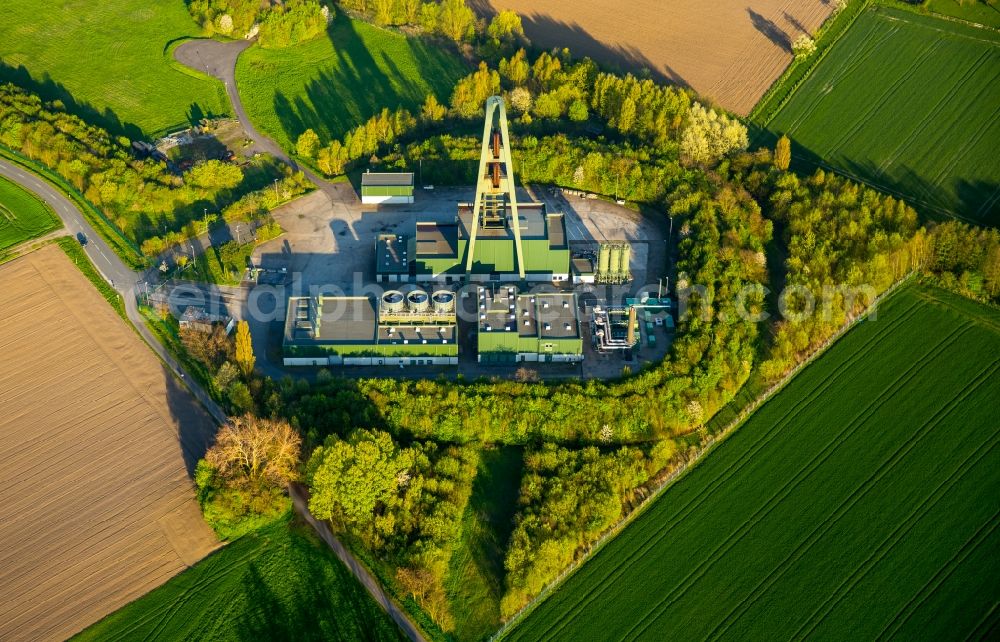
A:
[0, 84, 311, 259]
[188, 0, 330, 47]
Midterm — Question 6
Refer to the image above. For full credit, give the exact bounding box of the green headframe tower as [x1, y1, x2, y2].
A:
[467, 96, 526, 279]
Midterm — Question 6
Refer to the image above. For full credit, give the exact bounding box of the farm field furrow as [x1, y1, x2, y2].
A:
[504, 283, 1000, 641]
[761, 6, 1000, 225]
[0, 245, 219, 642]
[0, 175, 60, 252]
[482, 0, 834, 115]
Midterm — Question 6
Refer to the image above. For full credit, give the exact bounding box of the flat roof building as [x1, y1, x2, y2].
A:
[476, 286, 582, 363]
[361, 172, 414, 205]
[283, 290, 457, 366]
[401, 203, 569, 283]
[376, 234, 412, 282]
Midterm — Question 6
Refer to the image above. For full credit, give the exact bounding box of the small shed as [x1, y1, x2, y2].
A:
[361, 172, 414, 204]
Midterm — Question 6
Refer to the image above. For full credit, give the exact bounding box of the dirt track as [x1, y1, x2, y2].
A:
[0, 246, 219, 641]
[480, 0, 833, 115]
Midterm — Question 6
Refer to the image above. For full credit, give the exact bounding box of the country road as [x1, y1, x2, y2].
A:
[290, 484, 427, 642]
[0, 157, 229, 429]
[2, 42, 428, 642]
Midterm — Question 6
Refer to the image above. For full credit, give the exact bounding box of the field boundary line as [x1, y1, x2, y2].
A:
[621, 321, 974, 640]
[713, 361, 999, 640]
[530, 293, 929, 641]
[879, 4, 1000, 43]
[492, 274, 917, 640]
[750, 0, 876, 126]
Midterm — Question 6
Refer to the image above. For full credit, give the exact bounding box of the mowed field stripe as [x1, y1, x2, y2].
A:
[707, 358, 1000, 641]
[505, 286, 1000, 642]
[874, 48, 992, 177]
[779, 18, 899, 134]
[824, 37, 945, 157]
[876, 511, 1000, 641]
[790, 367, 1000, 639]
[529, 298, 927, 641]
[621, 323, 974, 641]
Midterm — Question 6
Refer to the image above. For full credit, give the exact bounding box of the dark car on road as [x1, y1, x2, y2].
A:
[76, 232, 88, 246]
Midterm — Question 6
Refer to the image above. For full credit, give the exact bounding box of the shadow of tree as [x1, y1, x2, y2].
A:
[234, 524, 403, 641]
[748, 8, 791, 52]
[265, 13, 470, 147]
[466, 2, 689, 88]
[0, 60, 143, 139]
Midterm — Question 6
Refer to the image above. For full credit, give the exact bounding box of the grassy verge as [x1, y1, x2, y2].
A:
[340, 532, 448, 642]
[139, 304, 221, 402]
[0, 145, 145, 268]
[73, 514, 407, 642]
[504, 283, 1000, 640]
[56, 237, 126, 320]
[919, 0, 1000, 29]
[0, 174, 61, 250]
[173, 241, 255, 286]
[447, 446, 524, 641]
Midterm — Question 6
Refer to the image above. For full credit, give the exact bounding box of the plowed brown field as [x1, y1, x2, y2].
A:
[0, 246, 219, 642]
[480, 0, 834, 115]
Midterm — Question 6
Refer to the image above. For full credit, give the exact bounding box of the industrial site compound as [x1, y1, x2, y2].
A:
[282, 96, 668, 372]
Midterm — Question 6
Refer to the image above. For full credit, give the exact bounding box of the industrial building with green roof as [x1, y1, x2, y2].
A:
[361, 172, 414, 204]
[283, 289, 458, 367]
[476, 286, 583, 363]
[414, 202, 569, 282]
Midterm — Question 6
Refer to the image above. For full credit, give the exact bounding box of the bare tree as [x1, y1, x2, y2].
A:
[206, 415, 301, 488]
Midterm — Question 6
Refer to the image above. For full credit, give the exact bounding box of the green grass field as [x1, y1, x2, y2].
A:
[447, 447, 524, 641]
[235, 13, 468, 151]
[924, 0, 1000, 29]
[0, 175, 60, 251]
[74, 516, 406, 641]
[505, 283, 1000, 641]
[0, 0, 229, 136]
[758, 6, 1000, 226]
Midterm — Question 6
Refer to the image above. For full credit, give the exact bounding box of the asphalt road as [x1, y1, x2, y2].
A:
[173, 39, 358, 204]
[0, 157, 229, 426]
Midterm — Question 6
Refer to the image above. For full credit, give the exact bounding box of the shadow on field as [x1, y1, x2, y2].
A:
[163, 366, 219, 476]
[0, 61, 143, 139]
[467, 2, 690, 88]
[269, 13, 468, 145]
[236, 530, 395, 642]
[748, 8, 791, 52]
[750, 126, 998, 227]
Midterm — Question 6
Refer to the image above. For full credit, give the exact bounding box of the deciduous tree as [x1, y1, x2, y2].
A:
[296, 128, 320, 159]
[774, 134, 791, 171]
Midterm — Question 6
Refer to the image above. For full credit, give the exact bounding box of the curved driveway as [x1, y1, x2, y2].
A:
[174, 39, 357, 204]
